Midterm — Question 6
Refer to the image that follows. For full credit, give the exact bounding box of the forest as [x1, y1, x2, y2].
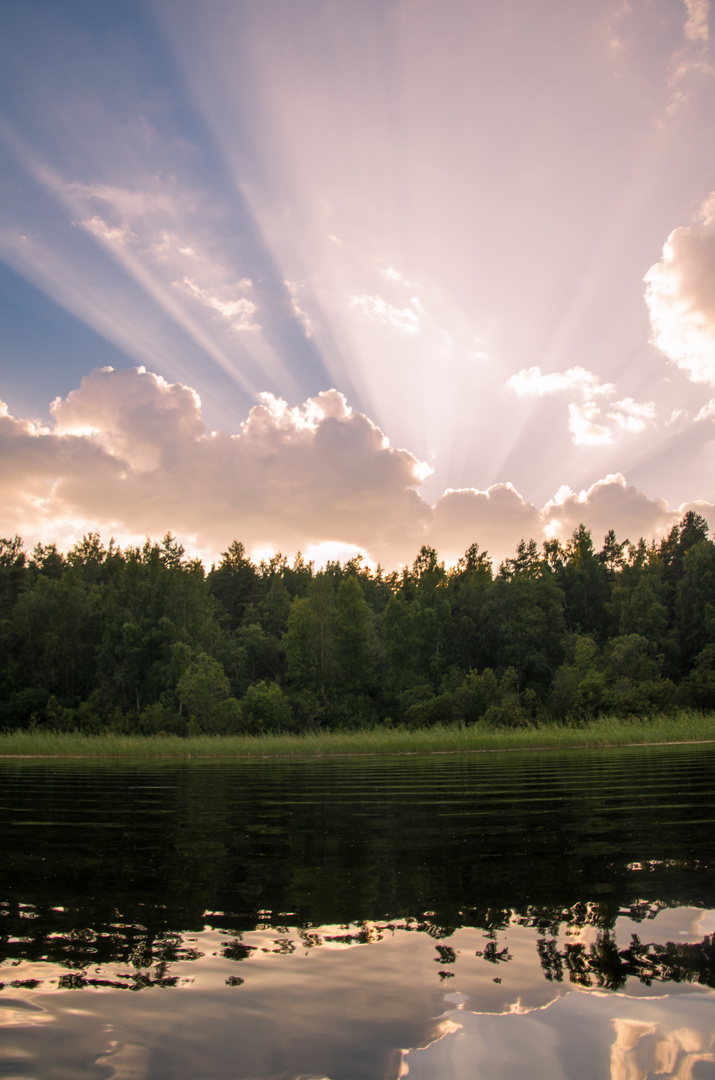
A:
[1, 511, 714, 735]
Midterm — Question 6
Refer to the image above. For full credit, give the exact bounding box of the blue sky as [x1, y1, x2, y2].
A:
[2, 0, 715, 566]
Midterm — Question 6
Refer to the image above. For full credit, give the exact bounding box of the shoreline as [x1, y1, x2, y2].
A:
[1, 725, 715, 761]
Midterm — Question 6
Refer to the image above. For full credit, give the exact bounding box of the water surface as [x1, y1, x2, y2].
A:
[1, 744, 714, 1078]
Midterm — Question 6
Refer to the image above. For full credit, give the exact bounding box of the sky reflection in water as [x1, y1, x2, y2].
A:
[1, 748, 715, 1079]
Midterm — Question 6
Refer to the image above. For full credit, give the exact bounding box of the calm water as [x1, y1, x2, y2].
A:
[1, 744, 715, 1079]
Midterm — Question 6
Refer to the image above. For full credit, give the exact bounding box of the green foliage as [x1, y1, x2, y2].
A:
[176, 652, 241, 733]
[1, 515, 715, 736]
[241, 681, 293, 733]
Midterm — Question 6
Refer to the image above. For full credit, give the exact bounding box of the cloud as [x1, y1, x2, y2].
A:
[349, 293, 421, 334]
[603, 0, 632, 70]
[0, 144, 321, 397]
[173, 276, 259, 331]
[607, 397, 657, 433]
[509, 367, 654, 447]
[285, 281, 313, 338]
[663, 0, 714, 116]
[0, 369, 708, 570]
[645, 193, 715, 383]
[507, 365, 615, 398]
[541, 474, 677, 546]
[685, 0, 710, 45]
[568, 402, 614, 445]
[431, 485, 542, 567]
[81, 215, 136, 245]
[568, 398, 657, 445]
[0, 367, 428, 566]
[50, 365, 204, 471]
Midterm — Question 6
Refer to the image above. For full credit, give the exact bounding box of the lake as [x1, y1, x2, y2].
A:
[1, 744, 714, 1079]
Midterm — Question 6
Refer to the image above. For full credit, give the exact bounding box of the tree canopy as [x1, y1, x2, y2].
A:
[1, 516, 713, 733]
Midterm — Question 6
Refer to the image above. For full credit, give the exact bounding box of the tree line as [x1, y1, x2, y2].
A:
[1, 511, 714, 734]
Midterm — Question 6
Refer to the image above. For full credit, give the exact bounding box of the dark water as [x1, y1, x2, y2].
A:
[1, 744, 715, 1079]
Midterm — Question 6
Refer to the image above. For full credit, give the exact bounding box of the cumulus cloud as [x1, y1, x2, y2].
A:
[541, 474, 676, 547]
[0, 367, 428, 566]
[431, 485, 542, 567]
[645, 193, 715, 384]
[0, 368, 708, 569]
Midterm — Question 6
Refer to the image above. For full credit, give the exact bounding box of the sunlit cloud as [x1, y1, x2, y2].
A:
[349, 293, 421, 335]
[663, 0, 714, 117]
[541, 473, 675, 546]
[666, 407, 689, 425]
[431, 484, 542, 567]
[506, 367, 655, 449]
[603, 0, 631, 71]
[1, 368, 706, 570]
[685, 0, 710, 44]
[285, 281, 313, 338]
[173, 276, 259, 331]
[0, 367, 429, 566]
[569, 402, 615, 446]
[608, 397, 657, 433]
[567, 398, 657, 445]
[81, 216, 137, 246]
[645, 191, 715, 384]
[507, 365, 615, 399]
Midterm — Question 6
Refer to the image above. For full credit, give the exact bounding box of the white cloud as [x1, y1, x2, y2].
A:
[174, 276, 259, 331]
[285, 280, 313, 338]
[508, 366, 655, 448]
[663, 0, 714, 117]
[378, 265, 402, 283]
[80, 215, 136, 245]
[607, 397, 657, 433]
[507, 365, 615, 399]
[349, 293, 421, 334]
[377, 264, 419, 290]
[666, 407, 689, 425]
[602, 0, 632, 69]
[645, 194, 715, 383]
[567, 398, 656, 445]
[568, 402, 614, 446]
[685, 0, 710, 46]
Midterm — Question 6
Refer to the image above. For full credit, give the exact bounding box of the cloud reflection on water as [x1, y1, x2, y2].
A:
[1, 912, 714, 1080]
[402, 992, 715, 1080]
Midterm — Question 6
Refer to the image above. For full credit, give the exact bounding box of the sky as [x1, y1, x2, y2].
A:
[2, 0, 715, 570]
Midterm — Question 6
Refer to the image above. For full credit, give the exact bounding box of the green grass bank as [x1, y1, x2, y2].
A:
[1, 711, 715, 759]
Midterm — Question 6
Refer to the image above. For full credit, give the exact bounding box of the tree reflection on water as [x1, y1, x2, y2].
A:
[1, 747, 715, 1079]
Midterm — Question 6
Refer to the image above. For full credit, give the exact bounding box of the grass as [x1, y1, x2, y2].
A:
[1, 711, 715, 759]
